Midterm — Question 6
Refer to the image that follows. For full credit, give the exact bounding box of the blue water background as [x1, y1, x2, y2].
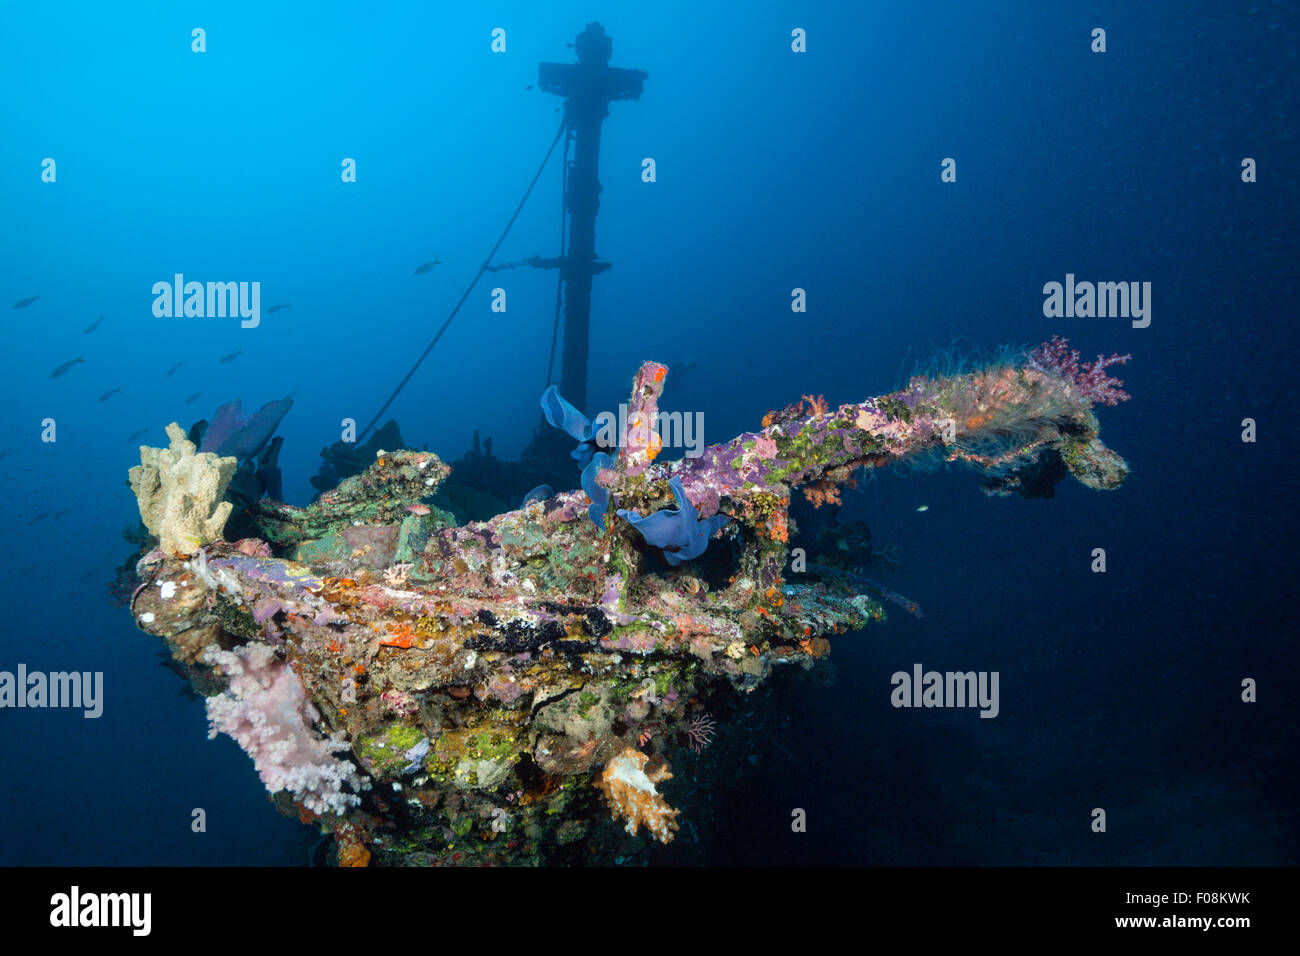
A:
[0, 1, 1294, 864]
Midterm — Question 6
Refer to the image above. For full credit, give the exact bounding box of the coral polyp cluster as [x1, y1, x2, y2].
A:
[125, 344, 1129, 865]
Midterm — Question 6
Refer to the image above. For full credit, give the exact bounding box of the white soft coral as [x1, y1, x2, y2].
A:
[383, 562, 414, 588]
[594, 747, 679, 843]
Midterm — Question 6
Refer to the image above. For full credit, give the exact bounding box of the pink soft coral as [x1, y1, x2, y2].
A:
[204, 643, 369, 815]
[1027, 336, 1132, 407]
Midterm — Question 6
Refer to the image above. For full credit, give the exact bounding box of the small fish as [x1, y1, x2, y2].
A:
[267, 303, 291, 314]
[12, 295, 38, 309]
[49, 357, 84, 378]
[219, 349, 243, 363]
[98, 387, 122, 402]
[413, 258, 443, 274]
[185, 391, 203, 404]
[84, 313, 104, 333]
[127, 429, 148, 442]
[406, 504, 432, 516]
[165, 361, 184, 377]
[916, 504, 929, 512]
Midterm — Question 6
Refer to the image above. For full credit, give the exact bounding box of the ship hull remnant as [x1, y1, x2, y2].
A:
[127, 351, 1128, 865]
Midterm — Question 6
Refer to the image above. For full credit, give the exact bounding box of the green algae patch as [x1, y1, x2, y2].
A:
[293, 533, 350, 567]
[424, 722, 523, 789]
[875, 396, 914, 423]
[356, 723, 427, 776]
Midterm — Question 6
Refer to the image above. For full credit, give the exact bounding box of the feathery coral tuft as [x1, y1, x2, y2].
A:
[685, 713, 717, 753]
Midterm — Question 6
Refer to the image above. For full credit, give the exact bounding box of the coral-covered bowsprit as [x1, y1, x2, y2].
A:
[125, 349, 1130, 864]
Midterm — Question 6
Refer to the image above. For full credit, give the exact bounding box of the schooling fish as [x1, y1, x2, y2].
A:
[98, 387, 121, 402]
[413, 258, 443, 274]
[219, 349, 244, 363]
[267, 303, 291, 314]
[49, 357, 84, 378]
[185, 391, 203, 404]
[84, 313, 104, 333]
[165, 361, 184, 377]
[12, 295, 38, 309]
[127, 429, 148, 442]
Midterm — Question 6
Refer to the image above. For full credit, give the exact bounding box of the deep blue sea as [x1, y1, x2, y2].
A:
[1, 1, 1294, 866]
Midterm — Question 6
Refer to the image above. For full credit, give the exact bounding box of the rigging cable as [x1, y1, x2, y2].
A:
[359, 117, 568, 442]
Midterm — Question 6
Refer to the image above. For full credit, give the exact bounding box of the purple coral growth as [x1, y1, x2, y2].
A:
[199, 396, 294, 460]
[1027, 336, 1132, 407]
[401, 737, 430, 774]
[251, 597, 282, 624]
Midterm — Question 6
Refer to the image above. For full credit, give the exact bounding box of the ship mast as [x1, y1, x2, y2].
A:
[538, 21, 646, 418]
